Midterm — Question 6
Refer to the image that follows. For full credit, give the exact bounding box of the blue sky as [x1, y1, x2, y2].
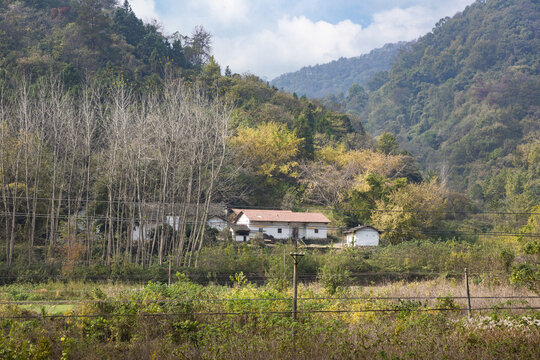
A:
[129, 0, 476, 80]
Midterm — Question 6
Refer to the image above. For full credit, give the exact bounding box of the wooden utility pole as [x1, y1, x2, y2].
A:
[290, 237, 304, 321]
[465, 268, 472, 318]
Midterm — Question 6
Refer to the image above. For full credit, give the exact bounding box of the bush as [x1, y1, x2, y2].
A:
[317, 262, 351, 295]
[510, 263, 540, 293]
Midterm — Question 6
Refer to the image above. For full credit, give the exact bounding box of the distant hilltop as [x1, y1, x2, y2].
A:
[271, 42, 406, 98]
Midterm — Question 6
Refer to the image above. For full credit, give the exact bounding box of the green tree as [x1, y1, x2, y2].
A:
[294, 103, 316, 158]
[345, 83, 368, 114]
[112, 0, 146, 46]
[200, 56, 221, 88]
[184, 26, 212, 68]
[75, 0, 112, 51]
[377, 132, 399, 155]
[511, 205, 540, 292]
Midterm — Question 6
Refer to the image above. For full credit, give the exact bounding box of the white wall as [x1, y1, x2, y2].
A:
[304, 223, 327, 239]
[241, 220, 327, 240]
[132, 224, 158, 242]
[166, 216, 180, 231]
[249, 222, 289, 240]
[234, 234, 249, 242]
[236, 214, 250, 225]
[352, 228, 379, 246]
[207, 217, 227, 231]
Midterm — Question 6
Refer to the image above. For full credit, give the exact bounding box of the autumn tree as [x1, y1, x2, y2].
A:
[371, 179, 447, 244]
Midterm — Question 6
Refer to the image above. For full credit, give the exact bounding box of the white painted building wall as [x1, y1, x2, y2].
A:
[234, 233, 249, 242]
[206, 216, 228, 231]
[347, 228, 380, 246]
[166, 216, 180, 231]
[236, 214, 327, 240]
[132, 224, 158, 242]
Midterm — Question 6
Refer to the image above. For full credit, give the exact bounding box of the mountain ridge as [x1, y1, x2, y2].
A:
[271, 42, 405, 98]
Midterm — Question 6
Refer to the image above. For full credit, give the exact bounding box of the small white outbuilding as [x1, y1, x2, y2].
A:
[344, 225, 381, 247]
[206, 215, 229, 231]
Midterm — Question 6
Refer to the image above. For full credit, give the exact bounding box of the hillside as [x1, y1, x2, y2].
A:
[271, 42, 404, 98]
[0, 0, 211, 88]
[351, 0, 540, 211]
[1, 0, 536, 273]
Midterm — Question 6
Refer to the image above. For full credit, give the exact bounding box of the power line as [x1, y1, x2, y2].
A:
[1, 295, 538, 306]
[0, 270, 520, 281]
[1, 195, 538, 215]
[0, 306, 538, 320]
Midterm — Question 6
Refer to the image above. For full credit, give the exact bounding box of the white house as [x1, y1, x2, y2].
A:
[231, 209, 330, 241]
[344, 225, 381, 246]
[206, 215, 229, 231]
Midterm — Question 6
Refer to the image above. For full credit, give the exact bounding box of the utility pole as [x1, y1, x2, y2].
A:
[465, 268, 472, 318]
[290, 236, 304, 321]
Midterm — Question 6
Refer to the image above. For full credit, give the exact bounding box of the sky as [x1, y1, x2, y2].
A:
[128, 0, 476, 80]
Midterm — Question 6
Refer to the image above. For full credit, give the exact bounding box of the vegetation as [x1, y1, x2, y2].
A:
[337, 0, 540, 214]
[271, 42, 404, 98]
[0, 0, 537, 311]
[0, 0, 537, 358]
[0, 275, 538, 359]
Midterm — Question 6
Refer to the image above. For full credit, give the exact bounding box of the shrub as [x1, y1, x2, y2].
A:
[510, 263, 540, 293]
[317, 262, 351, 295]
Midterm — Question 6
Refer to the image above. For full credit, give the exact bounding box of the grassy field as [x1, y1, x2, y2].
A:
[0, 276, 538, 359]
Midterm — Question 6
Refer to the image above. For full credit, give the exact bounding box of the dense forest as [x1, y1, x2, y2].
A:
[271, 42, 404, 98]
[0, 0, 537, 293]
[333, 0, 539, 214]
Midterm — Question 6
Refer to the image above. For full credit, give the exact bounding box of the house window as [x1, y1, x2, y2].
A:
[314, 229, 319, 234]
[277, 228, 282, 234]
[243, 235, 247, 241]
[258, 227, 263, 233]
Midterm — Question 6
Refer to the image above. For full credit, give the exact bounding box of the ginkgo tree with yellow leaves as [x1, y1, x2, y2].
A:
[229, 122, 304, 205]
[230, 122, 302, 178]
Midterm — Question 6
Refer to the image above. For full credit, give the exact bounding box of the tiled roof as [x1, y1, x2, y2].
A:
[343, 225, 381, 234]
[231, 224, 250, 234]
[232, 209, 330, 223]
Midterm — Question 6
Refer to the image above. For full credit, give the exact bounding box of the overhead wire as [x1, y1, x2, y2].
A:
[0, 306, 538, 320]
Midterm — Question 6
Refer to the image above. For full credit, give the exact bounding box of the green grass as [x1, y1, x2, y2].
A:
[19, 304, 74, 314]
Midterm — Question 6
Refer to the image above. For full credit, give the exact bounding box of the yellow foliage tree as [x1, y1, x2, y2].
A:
[371, 179, 447, 244]
[315, 144, 406, 178]
[230, 122, 302, 178]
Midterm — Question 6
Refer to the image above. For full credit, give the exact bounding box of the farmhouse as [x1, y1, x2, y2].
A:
[343, 225, 381, 246]
[132, 203, 227, 241]
[231, 209, 330, 241]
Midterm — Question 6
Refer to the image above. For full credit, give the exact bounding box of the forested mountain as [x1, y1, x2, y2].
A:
[0, 0, 211, 88]
[343, 0, 540, 212]
[271, 42, 404, 98]
[0, 0, 536, 272]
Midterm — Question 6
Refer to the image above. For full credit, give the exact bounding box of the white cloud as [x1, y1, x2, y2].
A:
[129, 0, 159, 23]
[214, 16, 363, 79]
[214, 2, 475, 79]
[126, 0, 476, 79]
[194, 0, 250, 25]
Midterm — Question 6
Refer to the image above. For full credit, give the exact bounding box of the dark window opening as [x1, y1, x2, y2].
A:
[314, 229, 319, 234]
[277, 228, 282, 234]
[258, 228, 263, 233]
